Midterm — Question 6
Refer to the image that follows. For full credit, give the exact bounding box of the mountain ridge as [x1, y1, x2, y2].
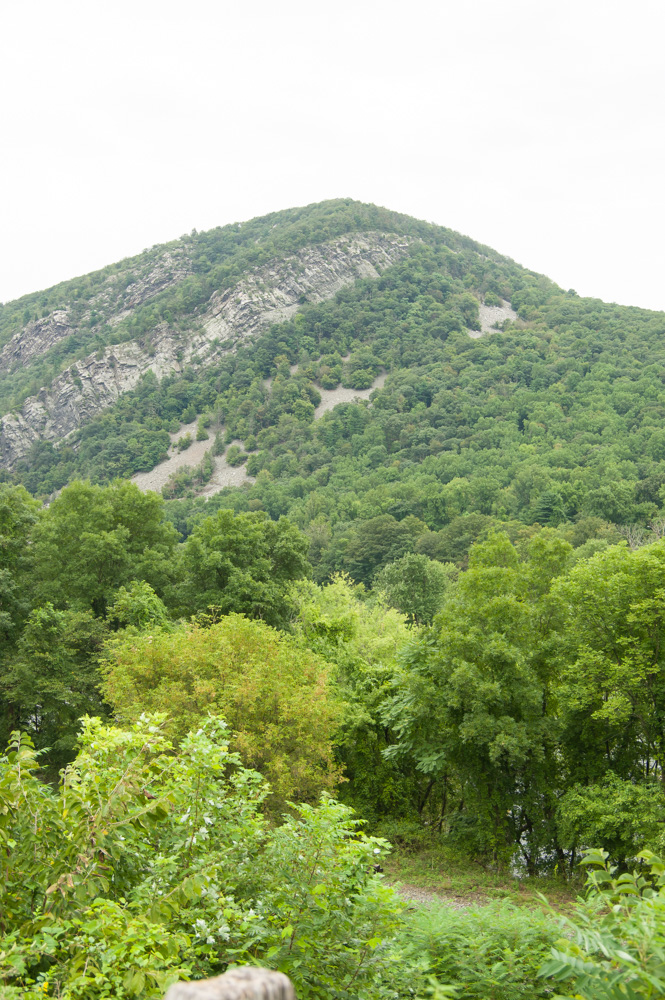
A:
[0, 230, 409, 467]
[2, 199, 665, 564]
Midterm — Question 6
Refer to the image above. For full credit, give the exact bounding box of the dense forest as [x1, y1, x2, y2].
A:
[3, 202, 665, 999]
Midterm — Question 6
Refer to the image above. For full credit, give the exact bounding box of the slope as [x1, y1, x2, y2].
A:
[2, 199, 665, 582]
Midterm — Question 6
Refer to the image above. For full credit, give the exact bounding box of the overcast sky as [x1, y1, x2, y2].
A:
[1, 0, 664, 311]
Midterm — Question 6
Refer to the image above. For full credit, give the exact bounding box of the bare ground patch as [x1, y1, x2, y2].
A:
[314, 371, 387, 417]
[468, 300, 518, 339]
[132, 370, 388, 497]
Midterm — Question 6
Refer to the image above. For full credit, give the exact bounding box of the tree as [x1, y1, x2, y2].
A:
[551, 539, 665, 790]
[556, 773, 665, 863]
[31, 480, 179, 616]
[174, 508, 310, 626]
[373, 553, 457, 624]
[103, 613, 340, 805]
[107, 580, 173, 632]
[290, 575, 418, 820]
[384, 532, 569, 865]
[326, 514, 427, 585]
[0, 483, 40, 648]
[0, 603, 108, 767]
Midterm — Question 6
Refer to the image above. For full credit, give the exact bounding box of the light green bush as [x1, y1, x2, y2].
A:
[405, 901, 562, 1000]
[540, 848, 665, 1000]
[0, 717, 405, 1000]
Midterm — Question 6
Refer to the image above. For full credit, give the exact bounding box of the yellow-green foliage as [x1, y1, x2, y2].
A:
[102, 614, 341, 805]
[290, 573, 411, 671]
[289, 575, 417, 820]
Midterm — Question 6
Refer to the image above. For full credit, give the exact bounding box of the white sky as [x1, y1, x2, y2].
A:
[1, 0, 664, 311]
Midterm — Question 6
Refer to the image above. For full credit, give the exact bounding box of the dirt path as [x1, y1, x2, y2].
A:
[392, 882, 472, 909]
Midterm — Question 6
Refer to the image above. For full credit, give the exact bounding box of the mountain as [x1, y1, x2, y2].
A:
[7, 199, 665, 1000]
[2, 198, 665, 572]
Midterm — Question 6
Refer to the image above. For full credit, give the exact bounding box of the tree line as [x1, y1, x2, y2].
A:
[4, 475, 665, 997]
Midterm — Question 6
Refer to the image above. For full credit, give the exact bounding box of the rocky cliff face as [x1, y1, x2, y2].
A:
[0, 311, 75, 372]
[0, 249, 192, 377]
[0, 233, 409, 468]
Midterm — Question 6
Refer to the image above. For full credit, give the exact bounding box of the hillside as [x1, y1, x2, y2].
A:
[5, 201, 665, 1000]
[2, 199, 664, 581]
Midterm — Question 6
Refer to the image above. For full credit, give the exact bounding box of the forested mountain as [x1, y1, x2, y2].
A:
[5, 202, 665, 999]
[2, 199, 664, 577]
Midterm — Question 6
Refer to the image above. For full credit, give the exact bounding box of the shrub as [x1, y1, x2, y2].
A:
[406, 901, 562, 1000]
[225, 444, 247, 466]
[0, 718, 404, 999]
[540, 848, 665, 999]
[102, 614, 341, 805]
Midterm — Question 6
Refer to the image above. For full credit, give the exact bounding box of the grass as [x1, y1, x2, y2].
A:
[380, 832, 581, 911]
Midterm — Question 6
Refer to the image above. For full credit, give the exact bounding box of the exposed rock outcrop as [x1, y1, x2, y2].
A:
[0, 233, 409, 468]
[0, 249, 193, 376]
[204, 232, 404, 342]
[0, 311, 75, 373]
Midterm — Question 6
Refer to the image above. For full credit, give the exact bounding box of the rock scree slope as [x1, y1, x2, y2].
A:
[0, 232, 409, 468]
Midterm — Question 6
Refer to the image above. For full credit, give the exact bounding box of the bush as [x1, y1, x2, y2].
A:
[0, 718, 405, 1000]
[162, 464, 194, 498]
[346, 368, 375, 390]
[405, 901, 563, 1000]
[557, 773, 665, 863]
[540, 848, 665, 1000]
[225, 444, 247, 466]
[319, 368, 341, 389]
[102, 614, 342, 805]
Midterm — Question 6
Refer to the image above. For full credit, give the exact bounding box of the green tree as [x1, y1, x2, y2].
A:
[174, 508, 310, 626]
[0, 483, 40, 648]
[107, 580, 173, 632]
[384, 532, 570, 864]
[103, 613, 340, 805]
[556, 773, 665, 863]
[373, 553, 457, 624]
[290, 575, 417, 820]
[326, 514, 427, 585]
[0, 604, 108, 767]
[551, 539, 665, 790]
[31, 480, 179, 616]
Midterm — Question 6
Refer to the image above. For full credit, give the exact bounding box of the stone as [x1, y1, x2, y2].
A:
[164, 967, 295, 1000]
[0, 232, 411, 469]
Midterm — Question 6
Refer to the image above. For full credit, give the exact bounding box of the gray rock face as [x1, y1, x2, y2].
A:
[204, 232, 406, 342]
[122, 249, 192, 311]
[0, 311, 75, 373]
[164, 967, 295, 1000]
[0, 249, 193, 376]
[0, 232, 409, 468]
